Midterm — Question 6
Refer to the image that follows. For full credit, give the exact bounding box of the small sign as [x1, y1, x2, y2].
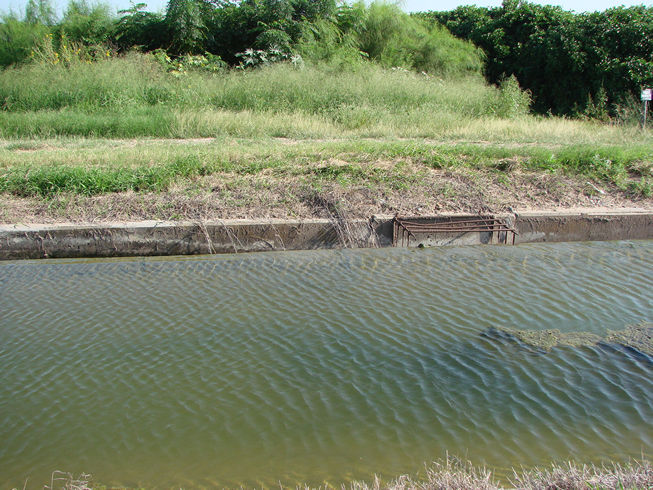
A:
[643, 89, 652, 101]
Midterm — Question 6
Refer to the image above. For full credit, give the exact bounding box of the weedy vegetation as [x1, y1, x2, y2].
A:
[34, 458, 653, 490]
[0, 0, 651, 223]
[0, 136, 650, 223]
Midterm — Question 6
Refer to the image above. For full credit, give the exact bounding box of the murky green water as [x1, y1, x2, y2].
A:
[1, 241, 651, 488]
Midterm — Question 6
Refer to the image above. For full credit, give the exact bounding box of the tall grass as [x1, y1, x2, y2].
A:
[0, 53, 501, 114]
[0, 108, 174, 138]
[0, 51, 649, 143]
[0, 52, 534, 139]
[0, 53, 171, 111]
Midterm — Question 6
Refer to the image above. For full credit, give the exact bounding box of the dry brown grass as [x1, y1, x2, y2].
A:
[41, 459, 652, 490]
[345, 459, 652, 490]
[510, 459, 652, 490]
[349, 458, 499, 490]
[0, 165, 648, 225]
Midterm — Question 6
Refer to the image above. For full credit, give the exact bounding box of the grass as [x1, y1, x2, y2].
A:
[0, 54, 498, 114]
[0, 137, 650, 224]
[0, 153, 212, 196]
[0, 139, 650, 198]
[0, 53, 649, 144]
[0, 54, 651, 223]
[40, 458, 653, 489]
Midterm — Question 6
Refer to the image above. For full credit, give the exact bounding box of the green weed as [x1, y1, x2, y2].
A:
[0, 154, 210, 196]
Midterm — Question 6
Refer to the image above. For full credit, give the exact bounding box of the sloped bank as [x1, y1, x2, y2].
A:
[0, 209, 651, 260]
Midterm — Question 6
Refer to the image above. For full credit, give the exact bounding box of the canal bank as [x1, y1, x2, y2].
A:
[0, 208, 651, 260]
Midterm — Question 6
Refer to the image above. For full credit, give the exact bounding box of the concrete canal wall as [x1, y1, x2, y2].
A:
[0, 209, 651, 260]
[513, 210, 653, 244]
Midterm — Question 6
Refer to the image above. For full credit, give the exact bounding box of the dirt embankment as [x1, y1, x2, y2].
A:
[1, 162, 650, 225]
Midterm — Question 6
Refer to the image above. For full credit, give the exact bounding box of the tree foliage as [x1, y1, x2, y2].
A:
[165, 0, 206, 54]
[25, 0, 56, 25]
[0, 0, 650, 120]
[55, 0, 114, 45]
[0, 13, 49, 66]
[114, 3, 167, 52]
[420, 1, 653, 116]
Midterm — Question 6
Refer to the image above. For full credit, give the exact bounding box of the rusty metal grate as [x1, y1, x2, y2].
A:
[392, 216, 517, 247]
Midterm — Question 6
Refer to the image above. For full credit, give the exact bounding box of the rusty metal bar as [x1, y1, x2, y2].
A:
[395, 221, 502, 231]
[392, 216, 518, 247]
[404, 227, 514, 232]
[393, 218, 415, 248]
[397, 222, 509, 229]
[392, 220, 397, 247]
[395, 223, 511, 232]
[396, 218, 497, 227]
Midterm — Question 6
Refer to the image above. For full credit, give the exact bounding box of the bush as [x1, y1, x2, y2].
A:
[424, 3, 653, 118]
[0, 14, 49, 67]
[494, 75, 531, 118]
[352, 2, 483, 77]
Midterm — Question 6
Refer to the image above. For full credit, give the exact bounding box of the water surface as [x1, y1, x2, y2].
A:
[0, 241, 651, 488]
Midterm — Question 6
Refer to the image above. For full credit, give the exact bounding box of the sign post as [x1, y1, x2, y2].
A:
[642, 89, 652, 129]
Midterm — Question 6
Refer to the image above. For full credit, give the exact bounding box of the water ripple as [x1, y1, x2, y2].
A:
[0, 241, 651, 488]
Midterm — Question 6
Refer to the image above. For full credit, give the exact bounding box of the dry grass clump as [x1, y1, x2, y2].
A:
[510, 459, 652, 489]
[350, 458, 499, 490]
[348, 459, 652, 490]
[22, 470, 93, 490]
[37, 459, 652, 489]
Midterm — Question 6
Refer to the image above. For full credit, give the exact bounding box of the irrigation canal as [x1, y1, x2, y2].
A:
[0, 240, 651, 487]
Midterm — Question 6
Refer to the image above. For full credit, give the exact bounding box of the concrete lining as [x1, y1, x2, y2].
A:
[513, 210, 653, 244]
[0, 209, 651, 260]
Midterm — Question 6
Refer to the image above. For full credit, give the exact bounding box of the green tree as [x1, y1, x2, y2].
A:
[0, 13, 49, 66]
[114, 2, 167, 52]
[349, 2, 482, 76]
[166, 0, 206, 54]
[425, 1, 653, 116]
[25, 0, 56, 25]
[57, 0, 114, 45]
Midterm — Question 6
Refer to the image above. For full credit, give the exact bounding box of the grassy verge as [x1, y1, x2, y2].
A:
[1, 138, 651, 197]
[0, 56, 651, 223]
[0, 137, 650, 224]
[0, 54, 648, 143]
